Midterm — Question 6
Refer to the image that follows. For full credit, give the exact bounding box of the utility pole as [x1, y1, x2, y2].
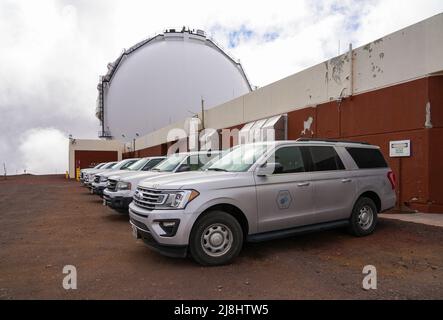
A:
[3, 162, 6, 180]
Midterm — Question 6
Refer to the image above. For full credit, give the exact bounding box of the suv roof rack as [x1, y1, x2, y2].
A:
[295, 138, 370, 145]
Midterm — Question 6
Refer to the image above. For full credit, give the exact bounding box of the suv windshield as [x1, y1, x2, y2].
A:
[199, 150, 228, 171]
[127, 158, 149, 171]
[102, 162, 117, 169]
[112, 159, 137, 170]
[207, 144, 268, 172]
[151, 154, 187, 172]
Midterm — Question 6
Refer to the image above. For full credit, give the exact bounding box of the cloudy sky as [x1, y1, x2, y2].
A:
[1, 0, 442, 175]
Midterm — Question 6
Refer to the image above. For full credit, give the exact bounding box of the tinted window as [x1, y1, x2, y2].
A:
[186, 155, 202, 171]
[346, 147, 387, 169]
[308, 146, 344, 171]
[270, 146, 305, 174]
[142, 158, 164, 171]
[103, 162, 117, 169]
[120, 160, 137, 169]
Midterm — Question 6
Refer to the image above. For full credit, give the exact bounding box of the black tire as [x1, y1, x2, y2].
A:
[189, 211, 243, 266]
[348, 197, 378, 237]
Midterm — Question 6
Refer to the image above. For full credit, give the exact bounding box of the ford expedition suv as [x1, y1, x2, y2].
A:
[80, 162, 106, 183]
[84, 161, 117, 187]
[91, 158, 140, 195]
[103, 151, 221, 212]
[129, 139, 396, 266]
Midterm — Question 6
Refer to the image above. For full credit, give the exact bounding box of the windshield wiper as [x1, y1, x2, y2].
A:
[207, 168, 228, 172]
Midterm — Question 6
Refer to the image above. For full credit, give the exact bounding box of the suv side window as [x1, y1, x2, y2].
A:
[178, 155, 202, 172]
[307, 146, 345, 171]
[269, 146, 306, 174]
[188, 155, 202, 171]
[346, 147, 388, 169]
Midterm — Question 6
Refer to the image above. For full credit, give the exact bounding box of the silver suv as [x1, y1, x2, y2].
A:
[103, 151, 221, 212]
[129, 140, 397, 266]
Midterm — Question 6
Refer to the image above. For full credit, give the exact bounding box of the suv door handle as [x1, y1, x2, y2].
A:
[341, 178, 352, 183]
[297, 182, 310, 187]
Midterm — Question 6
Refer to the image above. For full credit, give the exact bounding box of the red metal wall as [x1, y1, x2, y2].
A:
[123, 76, 443, 212]
[287, 76, 442, 212]
[74, 150, 118, 170]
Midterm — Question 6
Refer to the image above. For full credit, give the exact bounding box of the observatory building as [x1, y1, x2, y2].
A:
[95, 28, 252, 141]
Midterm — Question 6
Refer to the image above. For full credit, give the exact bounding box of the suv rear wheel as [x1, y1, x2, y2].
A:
[189, 211, 243, 266]
[348, 197, 378, 236]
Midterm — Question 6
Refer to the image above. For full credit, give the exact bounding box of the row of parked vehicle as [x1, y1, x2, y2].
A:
[80, 139, 396, 266]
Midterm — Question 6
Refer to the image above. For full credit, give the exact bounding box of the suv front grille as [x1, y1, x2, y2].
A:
[107, 179, 117, 191]
[133, 187, 167, 210]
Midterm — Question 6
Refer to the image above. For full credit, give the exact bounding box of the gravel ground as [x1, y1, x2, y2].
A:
[0, 175, 442, 299]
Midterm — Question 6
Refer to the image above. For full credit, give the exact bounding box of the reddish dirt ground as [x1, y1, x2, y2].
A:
[0, 175, 442, 299]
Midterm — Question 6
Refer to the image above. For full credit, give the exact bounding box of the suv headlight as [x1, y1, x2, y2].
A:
[116, 181, 131, 190]
[134, 189, 199, 209]
[99, 176, 108, 183]
[160, 190, 199, 209]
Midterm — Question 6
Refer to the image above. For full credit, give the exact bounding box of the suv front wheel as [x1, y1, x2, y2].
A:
[189, 211, 243, 266]
[348, 197, 378, 236]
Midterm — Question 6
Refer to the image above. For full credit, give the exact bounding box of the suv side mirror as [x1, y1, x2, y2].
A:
[256, 162, 283, 176]
[176, 164, 191, 172]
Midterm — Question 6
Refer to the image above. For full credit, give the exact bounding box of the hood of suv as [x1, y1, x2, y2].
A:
[120, 170, 171, 183]
[138, 171, 251, 191]
[99, 170, 130, 178]
[88, 168, 110, 175]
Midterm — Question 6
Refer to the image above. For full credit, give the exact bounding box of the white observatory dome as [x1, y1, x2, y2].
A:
[96, 28, 252, 140]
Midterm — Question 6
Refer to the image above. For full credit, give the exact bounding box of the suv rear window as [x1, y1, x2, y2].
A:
[307, 146, 345, 171]
[346, 147, 388, 169]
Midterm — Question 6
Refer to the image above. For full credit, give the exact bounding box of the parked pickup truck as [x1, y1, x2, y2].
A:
[83, 161, 117, 187]
[103, 151, 221, 212]
[90, 158, 139, 195]
[129, 139, 397, 266]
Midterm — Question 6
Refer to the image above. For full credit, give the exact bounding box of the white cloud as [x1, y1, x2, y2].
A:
[18, 128, 68, 175]
[0, 0, 442, 174]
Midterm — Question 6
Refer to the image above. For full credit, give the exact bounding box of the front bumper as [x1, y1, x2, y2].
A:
[91, 182, 107, 196]
[128, 201, 199, 252]
[103, 191, 133, 211]
[130, 219, 187, 258]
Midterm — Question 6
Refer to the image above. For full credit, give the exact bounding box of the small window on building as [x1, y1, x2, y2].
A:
[346, 147, 388, 169]
[308, 146, 345, 171]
